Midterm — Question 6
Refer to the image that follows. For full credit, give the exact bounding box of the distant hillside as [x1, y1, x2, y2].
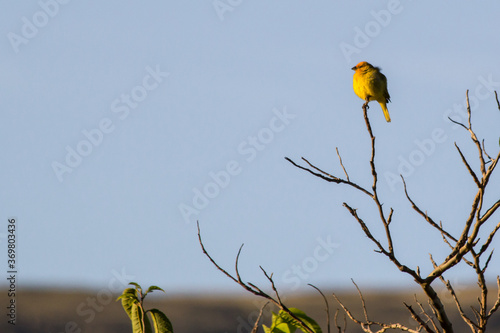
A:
[2, 287, 499, 332]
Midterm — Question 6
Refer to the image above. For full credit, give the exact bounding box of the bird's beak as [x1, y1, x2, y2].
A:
[351, 66, 356, 70]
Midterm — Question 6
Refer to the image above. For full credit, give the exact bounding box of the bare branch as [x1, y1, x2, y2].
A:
[284, 157, 373, 197]
[332, 293, 366, 330]
[334, 309, 347, 333]
[362, 103, 377, 194]
[302, 157, 342, 180]
[235, 244, 245, 285]
[336, 147, 349, 181]
[333, 287, 422, 333]
[434, 191, 482, 275]
[439, 221, 456, 250]
[285, 91, 500, 333]
[482, 250, 494, 273]
[448, 116, 468, 130]
[197, 221, 316, 333]
[481, 139, 492, 162]
[471, 305, 481, 325]
[414, 295, 440, 333]
[197, 221, 244, 287]
[343, 203, 387, 255]
[309, 284, 331, 333]
[251, 302, 269, 333]
[285, 156, 339, 182]
[480, 199, 500, 224]
[260, 267, 283, 306]
[401, 176, 457, 242]
[483, 149, 500, 186]
[387, 208, 394, 226]
[419, 283, 453, 332]
[403, 302, 434, 333]
[352, 280, 370, 323]
[442, 278, 477, 331]
[465, 90, 487, 176]
[487, 277, 500, 318]
[454, 143, 481, 187]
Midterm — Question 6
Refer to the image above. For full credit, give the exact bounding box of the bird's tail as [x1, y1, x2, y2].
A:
[380, 103, 391, 122]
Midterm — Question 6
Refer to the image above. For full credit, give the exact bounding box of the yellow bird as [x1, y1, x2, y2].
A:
[352, 61, 391, 122]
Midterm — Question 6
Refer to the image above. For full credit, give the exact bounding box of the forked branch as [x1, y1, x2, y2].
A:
[287, 91, 500, 332]
[197, 221, 317, 333]
[332, 280, 422, 333]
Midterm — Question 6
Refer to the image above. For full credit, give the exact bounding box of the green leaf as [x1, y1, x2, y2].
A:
[119, 283, 169, 333]
[145, 285, 165, 297]
[131, 302, 144, 333]
[282, 308, 322, 333]
[131, 302, 153, 333]
[129, 282, 143, 293]
[149, 308, 174, 333]
[263, 311, 296, 333]
[117, 288, 140, 320]
[263, 308, 322, 333]
[117, 287, 138, 301]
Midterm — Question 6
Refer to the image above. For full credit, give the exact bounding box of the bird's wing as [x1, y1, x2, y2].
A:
[380, 73, 391, 103]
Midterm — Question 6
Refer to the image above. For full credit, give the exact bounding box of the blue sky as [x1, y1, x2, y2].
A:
[0, 1, 499, 297]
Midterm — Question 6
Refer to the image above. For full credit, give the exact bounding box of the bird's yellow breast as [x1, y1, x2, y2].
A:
[353, 69, 386, 103]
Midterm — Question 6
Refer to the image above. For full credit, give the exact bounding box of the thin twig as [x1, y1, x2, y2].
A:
[285, 156, 373, 197]
[336, 147, 350, 181]
[401, 176, 456, 242]
[481, 139, 492, 162]
[465, 90, 486, 177]
[403, 302, 434, 333]
[197, 221, 244, 287]
[334, 309, 347, 333]
[251, 302, 269, 333]
[487, 276, 500, 318]
[333, 288, 422, 333]
[309, 284, 331, 333]
[480, 199, 500, 224]
[414, 295, 440, 333]
[352, 280, 369, 323]
[448, 116, 468, 130]
[495, 91, 500, 111]
[454, 143, 481, 187]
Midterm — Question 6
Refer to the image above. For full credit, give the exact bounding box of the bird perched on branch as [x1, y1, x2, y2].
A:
[352, 61, 391, 122]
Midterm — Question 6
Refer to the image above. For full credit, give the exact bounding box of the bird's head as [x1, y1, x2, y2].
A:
[351, 61, 374, 71]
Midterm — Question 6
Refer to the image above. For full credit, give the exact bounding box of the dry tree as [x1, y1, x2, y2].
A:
[285, 91, 500, 333]
[198, 90, 500, 333]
